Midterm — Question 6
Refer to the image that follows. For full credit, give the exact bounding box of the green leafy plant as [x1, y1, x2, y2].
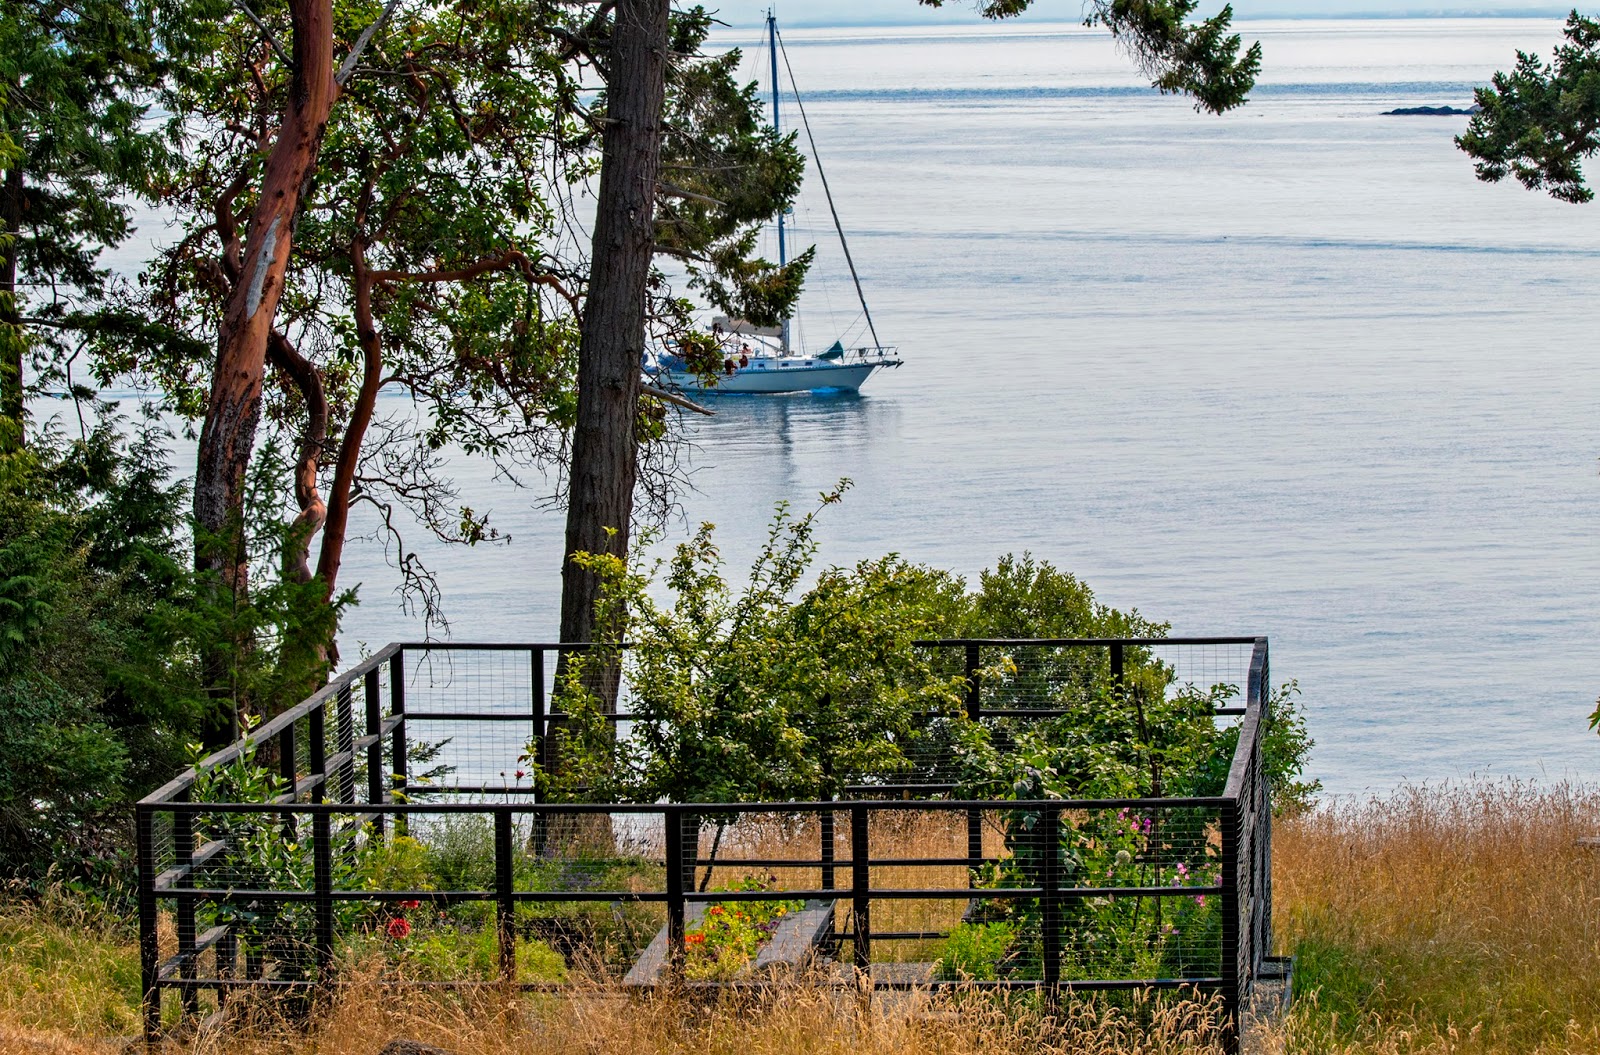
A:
[935, 921, 1017, 981]
[683, 875, 803, 981]
[541, 484, 968, 883]
[187, 725, 372, 979]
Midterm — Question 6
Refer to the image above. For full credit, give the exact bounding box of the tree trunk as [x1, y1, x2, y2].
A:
[1, 136, 24, 453]
[193, 0, 338, 744]
[311, 237, 383, 674]
[557, 0, 668, 687]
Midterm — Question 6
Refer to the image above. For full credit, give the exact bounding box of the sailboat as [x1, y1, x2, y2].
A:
[653, 11, 902, 395]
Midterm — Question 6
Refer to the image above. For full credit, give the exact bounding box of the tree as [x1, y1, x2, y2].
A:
[0, 0, 174, 451]
[122, 0, 805, 730]
[554, 0, 1262, 672]
[1458, 11, 1600, 204]
[546, 485, 969, 883]
[137, 0, 590, 688]
[0, 424, 206, 884]
[557, 2, 811, 668]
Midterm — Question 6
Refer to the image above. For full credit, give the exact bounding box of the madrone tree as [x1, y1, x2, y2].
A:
[135, 1, 808, 735]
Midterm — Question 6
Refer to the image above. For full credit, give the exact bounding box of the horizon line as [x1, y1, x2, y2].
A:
[714, 10, 1575, 29]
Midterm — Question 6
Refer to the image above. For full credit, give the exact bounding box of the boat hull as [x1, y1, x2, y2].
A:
[662, 360, 884, 394]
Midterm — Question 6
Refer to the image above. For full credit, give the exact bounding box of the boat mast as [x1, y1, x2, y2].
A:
[776, 27, 884, 353]
[768, 9, 790, 355]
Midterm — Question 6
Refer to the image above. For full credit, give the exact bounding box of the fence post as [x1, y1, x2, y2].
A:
[531, 648, 547, 858]
[365, 668, 384, 839]
[1110, 641, 1125, 684]
[390, 650, 408, 837]
[1221, 799, 1242, 1054]
[313, 805, 334, 980]
[820, 803, 835, 892]
[335, 682, 356, 804]
[665, 809, 685, 978]
[137, 805, 161, 1044]
[173, 791, 198, 1016]
[851, 805, 871, 971]
[495, 808, 516, 984]
[1041, 805, 1062, 1003]
[278, 718, 299, 841]
[965, 644, 983, 883]
[310, 702, 334, 979]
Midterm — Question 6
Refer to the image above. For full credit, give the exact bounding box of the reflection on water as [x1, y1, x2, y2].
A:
[71, 19, 1600, 796]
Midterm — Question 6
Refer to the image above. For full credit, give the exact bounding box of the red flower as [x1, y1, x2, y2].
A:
[387, 917, 412, 940]
[398, 900, 422, 910]
[685, 932, 706, 946]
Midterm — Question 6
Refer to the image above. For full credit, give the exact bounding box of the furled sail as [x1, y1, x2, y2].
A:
[711, 316, 784, 338]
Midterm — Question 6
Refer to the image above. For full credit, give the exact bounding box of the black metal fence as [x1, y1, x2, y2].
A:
[136, 637, 1274, 1049]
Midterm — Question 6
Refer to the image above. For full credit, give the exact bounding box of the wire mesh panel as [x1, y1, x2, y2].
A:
[138, 638, 1272, 1054]
[400, 646, 541, 798]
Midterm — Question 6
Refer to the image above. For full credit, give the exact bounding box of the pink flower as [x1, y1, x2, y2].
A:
[515, 770, 526, 780]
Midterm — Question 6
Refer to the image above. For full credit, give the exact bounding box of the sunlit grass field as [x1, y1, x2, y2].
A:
[3, 781, 1598, 1054]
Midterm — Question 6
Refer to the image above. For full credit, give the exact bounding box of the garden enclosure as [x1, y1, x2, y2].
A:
[136, 637, 1277, 1050]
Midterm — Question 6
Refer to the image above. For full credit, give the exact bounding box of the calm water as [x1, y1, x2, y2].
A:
[116, 19, 1600, 796]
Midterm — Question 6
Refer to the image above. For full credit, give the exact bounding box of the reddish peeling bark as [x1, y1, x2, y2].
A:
[267, 329, 327, 585]
[315, 234, 382, 600]
[192, 0, 338, 744]
[193, 0, 338, 595]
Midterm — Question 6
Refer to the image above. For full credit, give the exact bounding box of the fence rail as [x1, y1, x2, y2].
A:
[137, 637, 1272, 1051]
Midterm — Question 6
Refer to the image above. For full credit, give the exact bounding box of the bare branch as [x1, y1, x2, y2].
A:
[337, 0, 407, 87]
[657, 182, 725, 207]
[641, 383, 713, 417]
[230, 0, 290, 68]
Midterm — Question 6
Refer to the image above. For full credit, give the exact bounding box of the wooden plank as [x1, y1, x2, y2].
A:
[623, 902, 705, 985]
[753, 900, 834, 972]
[157, 925, 230, 979]
[153, 838, 229, 890]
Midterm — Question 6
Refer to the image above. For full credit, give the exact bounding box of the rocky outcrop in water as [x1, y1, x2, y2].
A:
[1383, 104, 1480, 116]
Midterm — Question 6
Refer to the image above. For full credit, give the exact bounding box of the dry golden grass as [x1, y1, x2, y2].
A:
[152, 971, 1225, 1055]
[1264, 781, 1600, 1054]
[6, 781, 1600, 1054]
[0, 884, 156, 1040]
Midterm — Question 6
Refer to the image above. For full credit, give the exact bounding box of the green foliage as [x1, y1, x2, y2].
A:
[1459, 11, 1600, 204]
[543, 483, 968, 806]
[188, 730, 374, 973]
[382, 921, 567, 984]
[683, 875, 804, 981]
[0, 424, 204, 883]
[935, 921, 1017, 981]
[916, 0, 1260, 114]
[0, 0, 186, 439]
[0, 421, 344, 887]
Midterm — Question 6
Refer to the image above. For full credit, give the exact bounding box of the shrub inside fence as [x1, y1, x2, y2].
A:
[136, 637, 1273, 1052]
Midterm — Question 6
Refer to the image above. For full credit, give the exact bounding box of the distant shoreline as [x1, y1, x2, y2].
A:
[715, 11, 1572, 29]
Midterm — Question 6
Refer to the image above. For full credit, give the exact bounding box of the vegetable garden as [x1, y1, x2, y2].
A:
[137, 634, 1283, 1052]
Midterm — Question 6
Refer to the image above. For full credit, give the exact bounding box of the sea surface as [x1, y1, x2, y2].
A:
[95, 18, 1600, 797]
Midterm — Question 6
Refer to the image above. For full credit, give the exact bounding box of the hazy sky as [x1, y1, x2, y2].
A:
[712, 0, 1572, 27]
